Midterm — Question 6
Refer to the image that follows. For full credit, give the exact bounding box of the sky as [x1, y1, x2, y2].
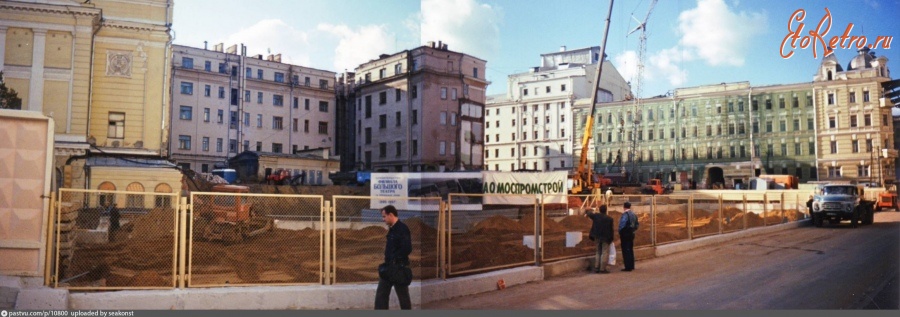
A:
[172, 0, 900, 98]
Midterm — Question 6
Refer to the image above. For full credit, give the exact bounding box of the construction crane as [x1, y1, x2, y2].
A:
[624, 0, 657, 183]
[571, 0, 615, 194]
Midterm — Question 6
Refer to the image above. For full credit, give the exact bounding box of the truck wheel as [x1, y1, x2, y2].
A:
[863, 209, 874, 225]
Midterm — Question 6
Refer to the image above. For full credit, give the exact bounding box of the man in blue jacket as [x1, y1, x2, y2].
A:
[375, 205, 412, 310]
[618, 202, 639, 271]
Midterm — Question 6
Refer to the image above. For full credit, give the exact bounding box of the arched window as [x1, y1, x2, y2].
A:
[98, 182, 116, 207]
[154, 183, 173, 208]
[827, 70, 833, 81]
[125, 182, 145, 208]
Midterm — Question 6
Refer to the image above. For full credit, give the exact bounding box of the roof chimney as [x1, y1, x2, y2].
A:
[226, 44, 237, 54]
[438, 40, 442, 49]
[213, 43, 224, 52]
[427, 41, 435, 48]
[560, 45, 566, 52]
[274, 54, 282, 63]
[204, 41, 208, 50]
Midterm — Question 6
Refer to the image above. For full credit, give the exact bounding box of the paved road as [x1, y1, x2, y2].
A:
[426, 211, 900, 309]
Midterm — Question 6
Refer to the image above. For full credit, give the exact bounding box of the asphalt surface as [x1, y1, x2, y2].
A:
[425, 211, 900, 310]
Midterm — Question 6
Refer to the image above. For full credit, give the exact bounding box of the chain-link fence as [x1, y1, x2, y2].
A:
[743, 193, 767, 230]
[331, 196, 441, 284]
[655, 195, 691, 245]
[691, 195, 721, 238]
[447, 194, 538, 276]
[188, 192, 323, 287]
[54, 189, 179, 290]
[540, 194, 594, 262]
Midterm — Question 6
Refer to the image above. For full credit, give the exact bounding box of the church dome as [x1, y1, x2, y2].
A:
[847, 47, 875, 71]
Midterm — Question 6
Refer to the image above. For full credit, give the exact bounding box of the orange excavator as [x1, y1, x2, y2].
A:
[192, 184, 274, 243]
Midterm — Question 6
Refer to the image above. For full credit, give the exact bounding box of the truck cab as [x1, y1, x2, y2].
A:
[811, 184, 874, 227]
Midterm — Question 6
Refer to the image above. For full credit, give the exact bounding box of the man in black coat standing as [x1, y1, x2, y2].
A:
[374, 205, 412, 310]
[585, 205, 614, 273]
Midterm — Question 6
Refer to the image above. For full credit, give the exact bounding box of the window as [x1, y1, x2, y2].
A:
[379, 114, 387, 129]
[830, 140, 838, 154]
[179, 106, 192, 120]
[781, 144, 787, 156]
[829, 116, 837, 129]
[807, 95, 813, 106]
[395, 141, 402, 157]
[561, 84, 566, 92]
[257, 92, 263, 104]
[850, 92, 857, 103]
[217, 110, 224, 123]
[292, 118, 298, 132]
[379, 91, 387, 105]
[318, 122, 328, 134]
[828, 93, 834, 105]
[866, 139, 873, 152]
[809, 142, 815, 155]
[243, 113, 249, 126]
[216, 138, 223, 152]
[864, 114, 871, 126]
[204, 61, 211, 72]
[180, 82, 193, 95]
[793, 119, 800, 131]
[178, 135, 191, 150]
[440, 141, 447, 155]
[257, 69, 263, 79]
[293, 97, 299, 109]
[808, 118, 814, 130]
[305, 99, 311, 110]
[850, 115, 858, 128]
[272, 143, 283, 154]
[792, 96, 800, 108]
[411, 85, 418, 99]
[272, 116, 283, 130]
[274, 72, 284, 83]
[451, 113, 457, 126]
[863, 91, 870, 102]
[858, 165, 870, 177]
[202, 108, 210, 122]
[412, 140, 418, 156]
[473, 67, 479, 78]
[395, 88, 402, 102]
[319, 79, 328, 89]
[451, 88, 457, 100]
[108, 112, 125, 139]
[828, 166, 842, 177]
[766, 121, 773, 133]
[304, 120, 309, 133]
[218, 86, 225, 99]
[202, 137, 209, 152]
[181, 57, 193, 69]
[545, 86, 551, 93]
[243, 140, 249, 152]
[780, 121, 786, 132]
[273, 94, 284, 106]
[561, 129, 566, 138]
[795, 143, 802, 155]
[852, 140, 859, 153]
[412, 109, 418, 125]
[766, 99, 772, 110]
[440, 112, 447, 125]
[441, 87, 448, 99]
[257, 114, 262, 128]
[319, 101, 329, 112]
[779, 98, 785, 109]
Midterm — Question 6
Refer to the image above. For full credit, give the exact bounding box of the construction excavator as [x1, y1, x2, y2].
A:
[192, 184, 274, 244]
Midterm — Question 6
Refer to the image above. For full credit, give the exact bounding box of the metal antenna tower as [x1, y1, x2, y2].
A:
[625, 0, 657, 182]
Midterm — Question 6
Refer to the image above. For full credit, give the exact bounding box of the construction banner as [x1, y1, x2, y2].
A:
[482, 171, 568, 205]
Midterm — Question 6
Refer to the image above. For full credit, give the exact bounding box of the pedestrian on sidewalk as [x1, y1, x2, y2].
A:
[585, 205, 614, 273]
[618, 201, 639, 271]
[375, 205, 412, 310]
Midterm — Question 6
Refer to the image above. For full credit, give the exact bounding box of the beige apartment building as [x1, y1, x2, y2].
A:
[352, 41, 488, 172]
[169, 44, 336, 173]
[0, 0, 181, 193]
[485, 46, 631, 172]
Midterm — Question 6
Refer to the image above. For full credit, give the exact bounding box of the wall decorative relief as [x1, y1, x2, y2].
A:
[106, 50, 132, 78]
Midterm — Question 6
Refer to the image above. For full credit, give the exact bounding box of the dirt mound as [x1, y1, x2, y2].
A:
[405, 217, 437, 238]
[129, 270, 170, 287]
[127, 208, 176, 242]
[454, 238, 533, 268]
[473, 215, 528, 233]
[568, 196, 584, 209]
[355, 225, 388, 237]
[558, 215, 591, 232]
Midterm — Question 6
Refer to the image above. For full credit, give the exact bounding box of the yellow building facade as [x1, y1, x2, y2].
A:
[1, 0, 181, 193]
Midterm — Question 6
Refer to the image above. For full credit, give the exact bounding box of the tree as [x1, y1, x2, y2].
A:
[0, 72, 23, 110]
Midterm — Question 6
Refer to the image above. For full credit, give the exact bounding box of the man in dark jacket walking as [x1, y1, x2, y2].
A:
[585, 205, 614, 273]
[618, 201, 639, 271]
[375, 205, 412, 310]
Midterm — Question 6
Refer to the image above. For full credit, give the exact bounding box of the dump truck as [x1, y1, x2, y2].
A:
[192, 184, 274, 243]
[810, 184, 875, 228]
